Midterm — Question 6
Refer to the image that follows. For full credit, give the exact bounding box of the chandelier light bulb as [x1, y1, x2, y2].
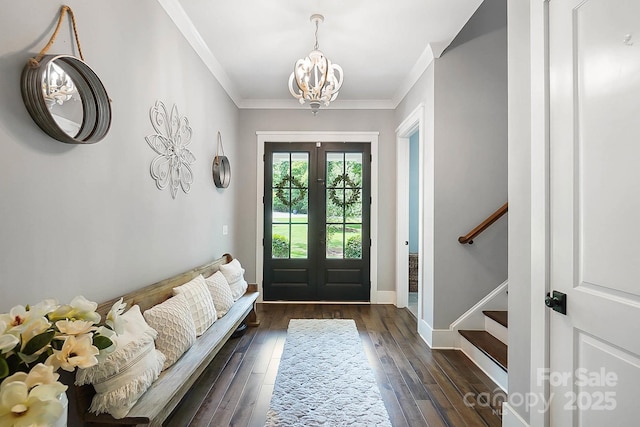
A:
[288, 14, 343, 115]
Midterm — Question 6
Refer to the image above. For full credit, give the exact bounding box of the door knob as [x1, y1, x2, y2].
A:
[404, 241, 409, 245]
[545, 291, 567, 315]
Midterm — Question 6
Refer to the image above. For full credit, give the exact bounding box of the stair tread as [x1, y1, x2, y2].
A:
[483, 310, 508, 328]
[459, 330, 508, 372]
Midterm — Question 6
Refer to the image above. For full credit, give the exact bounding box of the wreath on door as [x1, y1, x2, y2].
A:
[328, 173, 361, 208]
[275, 175, 307, 207]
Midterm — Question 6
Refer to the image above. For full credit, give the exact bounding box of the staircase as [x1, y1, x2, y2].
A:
[459, 310, 508, 390]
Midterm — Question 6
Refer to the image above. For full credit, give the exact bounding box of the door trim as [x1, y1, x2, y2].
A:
[256, 131, 380, 303]
[395, 103, 424, 318]
[530, 1, 551, 426]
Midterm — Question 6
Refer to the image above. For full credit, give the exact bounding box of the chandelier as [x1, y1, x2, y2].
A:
[42, 60, 78, 109]
[288, 14, 344, 115]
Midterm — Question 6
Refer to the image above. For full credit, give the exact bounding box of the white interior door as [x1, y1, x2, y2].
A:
[549, 0, 640, 424]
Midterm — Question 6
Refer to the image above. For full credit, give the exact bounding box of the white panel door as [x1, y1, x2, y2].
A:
[549, 0, 640, 425]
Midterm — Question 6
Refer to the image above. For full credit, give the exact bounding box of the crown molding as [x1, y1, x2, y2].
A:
[157, 0, 241, 107]
[238, 98, 395, 110]
[390, 38, 454, 108]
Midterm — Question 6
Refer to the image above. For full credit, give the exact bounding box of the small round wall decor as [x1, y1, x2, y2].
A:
[212, 131, 231, 188]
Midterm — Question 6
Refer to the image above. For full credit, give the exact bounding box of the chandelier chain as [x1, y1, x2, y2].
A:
[314, 19, 319, 50]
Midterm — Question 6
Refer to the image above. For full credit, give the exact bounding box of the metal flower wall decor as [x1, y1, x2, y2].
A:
[145, 100, 195, 199]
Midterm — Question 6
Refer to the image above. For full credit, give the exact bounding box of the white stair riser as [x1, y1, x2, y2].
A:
[459, 335, 508, 392]
[484, 316, 508, 345]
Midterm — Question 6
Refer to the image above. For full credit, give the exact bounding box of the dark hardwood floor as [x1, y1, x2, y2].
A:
[165, 304, 504, 427]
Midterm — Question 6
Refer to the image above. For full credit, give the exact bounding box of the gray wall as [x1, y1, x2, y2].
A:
[235, 109, 397, 292]
[431, 0, 508, 328]
[395, 0, 508, 331]
[0, 0, 239, 309]
[507, 0, 532, 423]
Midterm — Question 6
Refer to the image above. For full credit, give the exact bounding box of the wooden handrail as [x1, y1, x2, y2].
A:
[458, 202, 508, 244]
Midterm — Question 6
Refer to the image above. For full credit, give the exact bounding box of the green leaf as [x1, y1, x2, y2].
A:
[93, 335, 114, 350]
[0, 357, 8, 379]
[5, 353, 22, 374]
[21, 330, 55, 356]
[50, 339, 64, 351]
[18, 352, 40, 364]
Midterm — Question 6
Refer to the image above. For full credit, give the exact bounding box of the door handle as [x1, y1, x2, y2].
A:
[545, 291, 567, 315]
[404, 241, 409, 245]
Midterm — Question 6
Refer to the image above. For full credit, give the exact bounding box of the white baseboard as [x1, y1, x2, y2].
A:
[501, 402, 530, 427]
[417, 321, 458, 349]
[431, 328, 457, 349]
[256, 290, 396, 305]
[374, 290, 396, 304]
[418, 318, 433, 347]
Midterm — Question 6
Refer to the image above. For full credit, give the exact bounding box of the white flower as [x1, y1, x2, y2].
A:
[45, 334, 99, 372]
[6, 364, 60, 390]
[0, 320, 18, 354]
[0, 334, 18, 355]
[0, 375, 66, 427]
[48, 296, 100, 324]
[0, 303, 56, 355]
[55, 319, 94, 336]
[105, 298, 126, 335]
[17, 317, 51, 353]
[0, 306, 29, 332]
[26, 300, 58, 319]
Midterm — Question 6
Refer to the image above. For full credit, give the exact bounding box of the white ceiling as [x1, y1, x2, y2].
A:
[160, 0, 484, 110]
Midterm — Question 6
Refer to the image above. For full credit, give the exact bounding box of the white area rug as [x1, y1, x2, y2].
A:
[265, 319, 392, 426]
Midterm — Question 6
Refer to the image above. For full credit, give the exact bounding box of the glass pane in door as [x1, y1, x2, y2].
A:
[325, 152, 363, 259]
[271, 152, 308, 259]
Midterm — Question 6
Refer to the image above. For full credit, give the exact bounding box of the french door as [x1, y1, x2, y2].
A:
[263, 142, 371, 301]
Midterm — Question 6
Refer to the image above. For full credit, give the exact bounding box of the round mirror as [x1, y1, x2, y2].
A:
[21, 54, 111, 144]
[212, 155, 231, 188]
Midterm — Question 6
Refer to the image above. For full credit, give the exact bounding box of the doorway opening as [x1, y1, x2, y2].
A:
[395, 104, 425, 321]
[408, 131, 420, 316]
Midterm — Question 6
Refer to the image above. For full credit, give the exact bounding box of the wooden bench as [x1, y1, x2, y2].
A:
[75, 254, 259, 426]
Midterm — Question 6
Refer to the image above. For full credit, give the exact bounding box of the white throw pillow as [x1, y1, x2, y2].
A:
[143, 294, 197, 370]
[75, 305, 166, 419]
[173, 274, 217, 335]
[219, 259, 248, 301]
[205, 271, 234, 318]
